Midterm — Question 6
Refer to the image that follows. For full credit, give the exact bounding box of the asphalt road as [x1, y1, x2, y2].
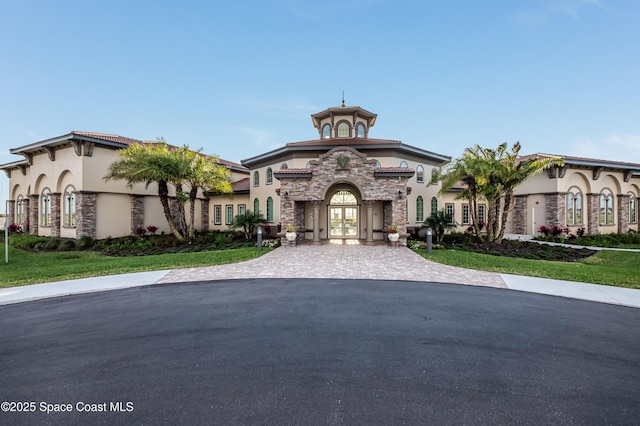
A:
[1, 279, 639, 425]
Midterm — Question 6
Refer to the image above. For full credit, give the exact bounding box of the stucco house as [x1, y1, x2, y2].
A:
[2, 102, 640, 243]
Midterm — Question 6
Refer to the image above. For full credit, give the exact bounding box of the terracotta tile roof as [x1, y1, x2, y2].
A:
[520, 153, 640, 169]
[287, 138, 402, 147]
[274, 168, 312, 175]
[231, 177, 250, 192]
[374, 167, 415, 173]
[71, 131, 146, 145]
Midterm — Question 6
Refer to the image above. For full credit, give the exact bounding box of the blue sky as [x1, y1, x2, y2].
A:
[1, 0, 639, 201]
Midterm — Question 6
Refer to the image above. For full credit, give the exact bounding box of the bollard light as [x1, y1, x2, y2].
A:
[426, 227, 432, 254]
[257, 226, 263, 252]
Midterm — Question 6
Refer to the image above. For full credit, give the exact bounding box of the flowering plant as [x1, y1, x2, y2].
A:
[387, 224, 398, 234]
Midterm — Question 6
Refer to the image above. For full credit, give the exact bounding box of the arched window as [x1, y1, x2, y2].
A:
[266, 168, 273, 185]
[322, 124, 331, 139]
[599, 190, 614, 225]
[266, 197, 274, 222]
[337, 122, 350, 138]
[400, 161, 408, 168]
[253, 198, 260, 214]
[430, 196, 438, 216]
[566, 189, 583, 225]
[374, 160, 381, 168]
[629, 193, 637, 224]
[63, 185, 76, 227]
[41, 187, 51, 226]
[281, 163, 288, 169]
[356, 123, 366, 138]
[330, 190, 357, 205]
[416, 196, 424, 222]
[253, 171, 259, 187]
[416, 165, 424, 183]
[306, 161, 312, 169]
[16, 195, 24, 224]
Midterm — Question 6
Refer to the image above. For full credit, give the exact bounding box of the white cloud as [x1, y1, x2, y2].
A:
[567, 134, 640, 164]
[549, 0, 606, 18]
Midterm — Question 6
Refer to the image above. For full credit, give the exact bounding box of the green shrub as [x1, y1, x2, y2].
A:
[77, 236, 94, 250]
[58, 240, 77, 251]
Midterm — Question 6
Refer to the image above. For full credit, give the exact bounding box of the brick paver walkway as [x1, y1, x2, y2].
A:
[158, 242, 507, 288]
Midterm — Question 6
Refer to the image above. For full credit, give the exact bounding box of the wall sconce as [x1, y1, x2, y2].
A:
[397, 190, 403, 199]
[284, 190, 289, 199]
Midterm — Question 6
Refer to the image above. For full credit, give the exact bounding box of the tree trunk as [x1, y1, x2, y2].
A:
[175, 183, 188, 238]
[188, 186, 198, 239]
[158, 181, 183, 241]
[497, 191, 514, 242]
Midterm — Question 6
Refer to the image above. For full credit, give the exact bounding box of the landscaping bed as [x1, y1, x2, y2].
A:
[410, 233, 597, 262]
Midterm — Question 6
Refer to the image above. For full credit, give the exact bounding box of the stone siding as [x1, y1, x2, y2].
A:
[76, 192, 97, 239]
[512, 195, 528, 234]
[28, 194, 39, 235]
[617, 194, 630, 234]
[6, 200, 15, 226]
[586, 193, 600, 235]
[131, 195, 145, 235]
[201, 201, 209, 232]
[50, 193, 61, 238]
[545, 193, 566, 227]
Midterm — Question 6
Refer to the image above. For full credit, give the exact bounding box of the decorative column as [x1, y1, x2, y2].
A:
[76, 191, 97, 239]
[512, 195, 528, 235]
[586, 193, 600, 235]
[130, 195, 145, 236]
[201, 200, 210, 232]
[22, 198, 30, 231]
[617, 194, 630, 234]
[28, 194, 39, 235]
[365, 200, 375, 245]
[545, 192, 566, 228]
[50, 193, 61, 238]
[6, 200, 15, 227]
[312, 200, 321, 245]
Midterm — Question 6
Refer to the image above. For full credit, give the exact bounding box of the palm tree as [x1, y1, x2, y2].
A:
[432, 142, 563, 244]
[179, 147, 232, 238]
[105, 141, 232, 241]
[231, 211, 266, 240]
[104, 142, 185, 240]
[423, 210, 457, 243]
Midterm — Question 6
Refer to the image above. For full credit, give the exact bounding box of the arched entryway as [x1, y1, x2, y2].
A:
[329, 190, 359, 238]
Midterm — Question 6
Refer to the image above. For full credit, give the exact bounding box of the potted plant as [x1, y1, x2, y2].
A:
[387, 224, 399, 242]
[285, 224, 297, 242]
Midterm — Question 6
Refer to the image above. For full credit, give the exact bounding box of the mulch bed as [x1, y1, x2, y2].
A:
[442, 236, 597, 262]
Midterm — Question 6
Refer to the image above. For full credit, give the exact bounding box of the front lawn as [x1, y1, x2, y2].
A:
[0, 245, 270, 288]
[415, 248, 639, 289]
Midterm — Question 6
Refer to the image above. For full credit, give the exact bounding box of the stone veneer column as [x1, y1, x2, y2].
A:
[28, 194, 39, 235]
[130, 195, 145, 236]
[365, 200, 375, 245]
[512, 195, 528, 234]
[617, 194, 630, 234]
[22, 199, 30, 231]
[294, 201, 305, 240]
[586, 193, 600, 235]
[76, 192, 97, 239]
[6, 200, 15, 226]
[312, 200, 321, 245]
[50, 193, 61, 238]
[545, 193, 566, 228]
[201, 200, 209, 232]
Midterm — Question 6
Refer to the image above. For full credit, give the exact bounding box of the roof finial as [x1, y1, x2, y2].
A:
[341, 91, 345, 107]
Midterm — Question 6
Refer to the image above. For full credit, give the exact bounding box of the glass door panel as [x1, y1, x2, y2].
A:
[344, 207, 358, 237]
[330, 208, 343, 237]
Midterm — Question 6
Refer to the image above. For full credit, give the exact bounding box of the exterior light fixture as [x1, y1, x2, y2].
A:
[284, 190, 290, 199]
[397, 190, 403, 199]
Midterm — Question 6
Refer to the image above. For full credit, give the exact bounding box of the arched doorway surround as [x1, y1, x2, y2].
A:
[328, 189, 359, 239]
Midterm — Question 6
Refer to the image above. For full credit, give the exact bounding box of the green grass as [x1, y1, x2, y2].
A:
[0, 245, 271, 288]
[416, 248, 640, 289]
